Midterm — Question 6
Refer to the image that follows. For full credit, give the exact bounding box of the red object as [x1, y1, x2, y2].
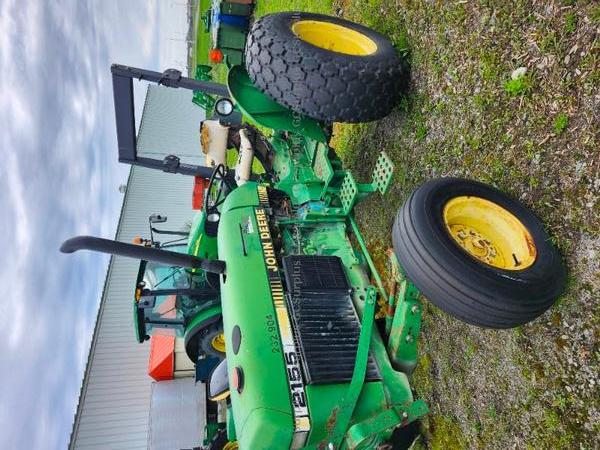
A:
[209, 48, 224, 63]
[193, 176, 208, 210]
[232, 366, 244, 394]
[148, 335, 175, 381]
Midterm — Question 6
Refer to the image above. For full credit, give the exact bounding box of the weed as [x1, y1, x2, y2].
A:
[539, 31, 558, 54]
[552, 393, 567, 412]
[553, 113, 569, 134]
[504, 75, 532, 97]
[415, 123, 427, 141]
[465, 342, 477, 359]
[529, 176, 540, 188]
[428, 415, 467, 450]
[524, 140, 536, 159]
[543, 409, 561, 431]
[592, 6, 600, 24]
[564, 12, 577, 34]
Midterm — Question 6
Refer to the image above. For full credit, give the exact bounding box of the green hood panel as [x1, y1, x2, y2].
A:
[221, 181, 260, 214]
[218, 184, 294, 449]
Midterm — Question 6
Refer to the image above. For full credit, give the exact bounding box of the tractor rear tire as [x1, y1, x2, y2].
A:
[392, 178, 566, 329]
[245, 12, 406, 123]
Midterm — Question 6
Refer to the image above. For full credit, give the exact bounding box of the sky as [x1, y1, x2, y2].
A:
[0, 1, 188, 448]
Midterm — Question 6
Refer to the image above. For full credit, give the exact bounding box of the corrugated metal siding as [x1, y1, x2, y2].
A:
[71, 166, 203, 447]
[71, 82, 205, 449]
[137, 85, 204, 162]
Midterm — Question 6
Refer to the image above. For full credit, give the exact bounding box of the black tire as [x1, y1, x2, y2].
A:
[185, 320, 225, 362]
[392, 178, 566, 329]
[389, 421, 421, 449]
[245, 12, 406, 123]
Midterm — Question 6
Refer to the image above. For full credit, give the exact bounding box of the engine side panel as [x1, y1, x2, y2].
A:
[218, 182, 294, 449]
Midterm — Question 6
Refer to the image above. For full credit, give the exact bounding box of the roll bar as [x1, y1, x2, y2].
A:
[111, 64, 230, 178]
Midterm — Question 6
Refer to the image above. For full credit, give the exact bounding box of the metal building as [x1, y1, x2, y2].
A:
[69, 86, 205, 449]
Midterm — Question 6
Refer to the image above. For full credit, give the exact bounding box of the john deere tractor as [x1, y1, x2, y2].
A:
[61, 12, 565, 450]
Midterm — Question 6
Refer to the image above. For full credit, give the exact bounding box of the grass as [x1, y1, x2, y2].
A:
[592, 6, 600, 24]
[564, 12, 577, 34]
[553, 112, 569, 134]
[196, 1, 599, 448]
[189, 0, 212, 74]
[254, 0, 333, 16]
[504, 74, 533, 97]
[326, 2, 599, 448]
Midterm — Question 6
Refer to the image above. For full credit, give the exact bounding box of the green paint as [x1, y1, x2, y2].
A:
[387, 279, 422, 374]
[329, 287, 378, 448]
[192, 65, 217, 110]
[227, 66, 328, 143]
[217, 183, 294, 449]
[184, 305, 222, 338]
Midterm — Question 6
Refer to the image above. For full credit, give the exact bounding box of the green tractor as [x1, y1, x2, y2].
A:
[62, 12, 565, 450]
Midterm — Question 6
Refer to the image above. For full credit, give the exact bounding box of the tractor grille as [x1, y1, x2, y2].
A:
[283, 255, 380, 385]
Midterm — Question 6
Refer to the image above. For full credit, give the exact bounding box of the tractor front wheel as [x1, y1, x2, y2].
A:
[392, 178, 566, 328]
[245, 12, 407, 123]
[185, 320, 226, 362]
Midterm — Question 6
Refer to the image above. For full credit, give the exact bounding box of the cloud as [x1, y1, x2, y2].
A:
[0, 0, 161, 448]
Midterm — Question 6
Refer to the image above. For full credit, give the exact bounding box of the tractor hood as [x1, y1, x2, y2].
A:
[218, 182, 305, 449]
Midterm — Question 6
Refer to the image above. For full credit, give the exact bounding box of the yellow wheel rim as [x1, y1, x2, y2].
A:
[291, 20, 378, 56]
[443, 196, 536, 270]
[223, 442, 238, 450]
[211, 333, 226, 353]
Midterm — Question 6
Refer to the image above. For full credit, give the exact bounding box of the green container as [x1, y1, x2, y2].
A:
[219, 1, 252, 16]
[217, 23, 247, 50]
[222, 48, 243, 67]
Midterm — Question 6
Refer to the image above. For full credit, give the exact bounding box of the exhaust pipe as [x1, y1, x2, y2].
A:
[60, 235, 226, 274]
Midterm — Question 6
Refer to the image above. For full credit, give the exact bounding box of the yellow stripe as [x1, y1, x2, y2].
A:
[276, 309, 292, 338]
[295, 416, 311, 431]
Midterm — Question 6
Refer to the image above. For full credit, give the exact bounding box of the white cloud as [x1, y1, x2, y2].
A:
[3, 151, 32, 251]
[0, 0, 164, 448]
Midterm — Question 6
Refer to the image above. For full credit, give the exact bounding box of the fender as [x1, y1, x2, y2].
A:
[184, 305, 223, 361]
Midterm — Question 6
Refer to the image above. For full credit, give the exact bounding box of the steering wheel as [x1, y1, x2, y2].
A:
[204, 164, 233, 214]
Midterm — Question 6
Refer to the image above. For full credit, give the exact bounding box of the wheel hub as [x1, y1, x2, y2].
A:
[450, 225, 501, 267]
[443, 196, 537, 270]
[211, 333, 226, 353]
[291, 20, 378, 56]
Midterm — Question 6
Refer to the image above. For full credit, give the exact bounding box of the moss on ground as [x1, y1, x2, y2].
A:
[257, 1, 599, 448]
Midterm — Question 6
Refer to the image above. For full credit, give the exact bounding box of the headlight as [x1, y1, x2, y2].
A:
[215, 98, 234, 116]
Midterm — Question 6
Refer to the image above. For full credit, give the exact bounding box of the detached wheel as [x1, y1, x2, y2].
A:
[185, 320, 226, 362]
[392, 178, 566, 329]
[245, 12, 406, 123]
